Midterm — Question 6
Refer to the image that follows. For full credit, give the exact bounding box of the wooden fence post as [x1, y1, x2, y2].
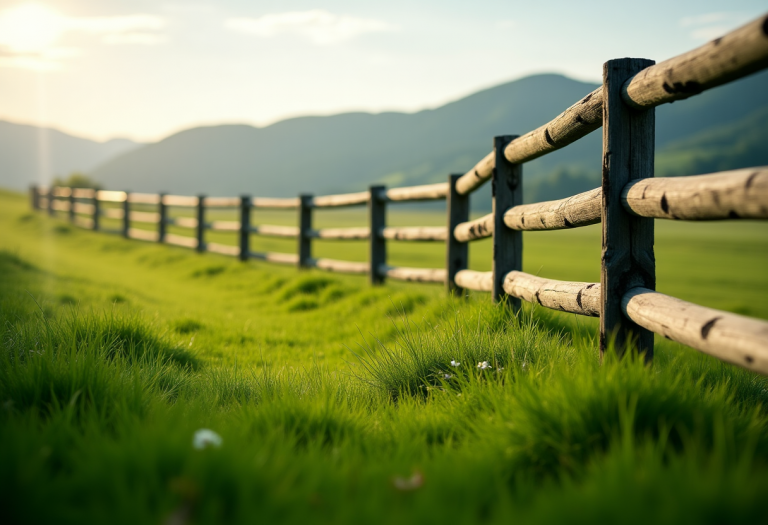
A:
[68, 189, 76, 223]
[158, 193, 167, 243]
[196, 194, 206, 252]
[123, 192, 130, 238]
[446, 174, 469, 295]
[601, 58, 656, 361]
[48, 187, 55, 216]
[298, 194, 313, 268]
[30, 185, 39, 210]
[239, 195, 250, 261]
[369, 185, 387, 285]
[492, 135, 522, 307]
[92, 192, 100, 231]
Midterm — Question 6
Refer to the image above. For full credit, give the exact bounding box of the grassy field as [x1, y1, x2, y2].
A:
[2, 188, 768, 524]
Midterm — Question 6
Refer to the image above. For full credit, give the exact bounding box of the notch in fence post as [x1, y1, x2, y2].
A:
[92, 190, 100, 231]
[492, 135, 522, 308]
[446, 174, 469, 295]
[239, 195, 251, 262]
[122, 192, 130, 238]
[68, 189, 76, 223]
[369, 185, 387, 285]
[196, 194, 206, 252]
[298, 194, 313, 268]
[158, 193, 167, 243]
[601, 58, 656, 362]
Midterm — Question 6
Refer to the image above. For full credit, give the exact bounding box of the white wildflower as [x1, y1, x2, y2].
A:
[450, 360, 461, 367]
[477, 361, 492, 370]
[522, 361, 527, 371]
[193, 429, 222, 450]
[443, 374, 453, 380]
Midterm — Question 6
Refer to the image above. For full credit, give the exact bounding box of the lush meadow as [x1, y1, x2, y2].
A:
[2, 188, 768, 524]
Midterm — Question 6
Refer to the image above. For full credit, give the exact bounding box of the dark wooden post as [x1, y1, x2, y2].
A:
[601, 58, 656, 361]
[48, 187, 56, 216]
[446, 174, 469, 295]
[298, 194, 313, 268]
[68, 190, 76, 223]
[369, 185, 387, 285]
[92, 191, 100, 231]
[30, 185, 39, 210]
[196, 194, 206, 252]
[122, 192, 130, 238]
[492, 135, 522, 308]
[239, 195, 251, 261]
[158, 193, 167, 243]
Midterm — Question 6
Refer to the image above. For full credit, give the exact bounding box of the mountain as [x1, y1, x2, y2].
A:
[0, 120, 141, 191]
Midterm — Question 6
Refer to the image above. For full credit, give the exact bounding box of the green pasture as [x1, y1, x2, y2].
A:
[2, 188, 768, 524]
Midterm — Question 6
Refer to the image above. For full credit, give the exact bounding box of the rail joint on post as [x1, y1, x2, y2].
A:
[492, 135, 522, 309]
[369, 185, 387, 285]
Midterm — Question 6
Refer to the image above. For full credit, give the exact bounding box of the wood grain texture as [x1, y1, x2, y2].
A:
[311, 191, 369, 208]
[309, 227, 370, 240]
[308, 258, 369, 274]
[601, 58, 656, 359]
[454, 213, 493, 242]
[622, 168, 768, 220]
[622, 287, 768, 375]
[382, 226, 447, 241]
[208, 242, 240, 257]
[623, 14, 768, 109]
[504, 271, 601, 317]
[454, 269, 492, 292]
[369, 185, 387, 285]
[384, 183, 448, 202]
[251, 197, 300, 209]
[504, 188, 602, 230]
[379, 265, 447, 283]
[446, 174, 470, 294]
[492, 135, 522, 307]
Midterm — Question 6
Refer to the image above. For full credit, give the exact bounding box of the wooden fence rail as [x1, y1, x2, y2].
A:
[30, 13, 768, 375]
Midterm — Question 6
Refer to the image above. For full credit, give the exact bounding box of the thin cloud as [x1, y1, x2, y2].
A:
[0, 4, 167, 70]
[225, 9, 396, 45]
[679, 11, 751, 41]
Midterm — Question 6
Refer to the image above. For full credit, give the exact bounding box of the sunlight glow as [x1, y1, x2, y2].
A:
[0, 3, 64, 53]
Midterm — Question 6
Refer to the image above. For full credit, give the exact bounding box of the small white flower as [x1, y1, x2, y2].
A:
[496, 367, 504, 373]
[522, 361, 527, 370]
[477, 361, 492, 370]
[193, 429, 222, 450]
[443, 374, 453, 380]
[450, 360, 461, 367]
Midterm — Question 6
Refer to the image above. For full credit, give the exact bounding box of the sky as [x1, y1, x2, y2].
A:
[0, 0, 765, 143]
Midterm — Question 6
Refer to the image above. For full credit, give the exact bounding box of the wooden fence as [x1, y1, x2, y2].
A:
[30, 14, 768, 375]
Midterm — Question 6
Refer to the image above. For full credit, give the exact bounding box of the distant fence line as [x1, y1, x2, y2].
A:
[31, 14, 768, 375]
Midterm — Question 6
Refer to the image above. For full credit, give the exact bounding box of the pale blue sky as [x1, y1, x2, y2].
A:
[0, 0, 765, 141]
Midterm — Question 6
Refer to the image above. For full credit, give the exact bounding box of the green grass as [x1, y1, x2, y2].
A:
[2, 188, 768, 524]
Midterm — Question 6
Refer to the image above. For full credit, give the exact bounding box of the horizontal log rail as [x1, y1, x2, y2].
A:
[101, 208, 125, 220]
[51, 200, 70, 212]
[207, 242, 239, 256]
[97, 190, 127, 202]
[505, 188, 602, 230]
[128, 228, 158, 242]
[308, 258, 369, 274]
[381, 226, 447, 241]
[52, 187, 72, 197]
[454, 214, 493, 242]
[73, 202, 95, 215]
[249, 251, 300, 265]
[379, 265, 447, 283]
[504, 271, 601, 317]
[72, 188, 95, 199]
[208, 220, 240, 231]
[130, 211, 160, 223]
[204, 197, 241, 207]
[454, 269, 492, 292]
[249, 225, 300, 237]
[384, 183, 448, 202]
[251, 197, 300, 209]
[311, 191, 369, 208]
[622, 288, 768, 375]
[308, 227, 370, 240]
[165, 233, 198, 249]
[167, 217, 199, 229]
[129, 193, 161, 205]
[163, 195, 198, 207]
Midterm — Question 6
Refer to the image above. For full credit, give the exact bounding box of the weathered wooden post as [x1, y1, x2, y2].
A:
[48, 187, 56, 216]
[492, 135, 522, 308]
[158, 193, 167, 243]
[601, 58, 656, 361]
[239, 195, 251, 261]
[298, 194, 313, 268]
[68, 189, 76, 223]
[369, 185, 387, 285]
[196, 194, 206, 252]
[29, 185, 39, 210]
[446, 174, 469, 295]
[122, 192, 131, 238]
[92, 191, 100, 231]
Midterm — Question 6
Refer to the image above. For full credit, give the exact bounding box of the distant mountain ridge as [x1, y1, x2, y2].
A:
[2, 71, 767, 208]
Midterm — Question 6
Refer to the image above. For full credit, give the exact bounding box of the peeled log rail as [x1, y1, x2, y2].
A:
[165, 233, 198, 249]
[128, 228, 158, 242]
[207, 242, 239, 256]
[72, 188, 95, 199]
[130, 211, 160, 223]
[454, 269, 493, 292]
[249, 225, 300, 237]
[309, 258, 369, 274]
[129, 193, 161, 205]
[53, 187, 72, 197]
[503, 271, 601, 317]
[204, 197, 241, 207]
[311, 192, 369, 208]
[73, 202, 95, 215]
[97, 190, 127, 202]
[168, 217, 199, 229]
[163, 195, 198, 207]
[504, 188, 602, 230]
[251, 197, 300, 209]
[51, 200, 70, 212]
[381, 226, 447, 241]
[208, 220, 240, 231]
[249, 251, 300, 265]
[622, 287, 768, 375]
[379, 265, 447, 283]
[454, 213, 493, 242]
[623, 15, 768, 109]
[384, 183, 448, 202]
[308, 227, 370, 240]
[622, 168, 768, 220]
